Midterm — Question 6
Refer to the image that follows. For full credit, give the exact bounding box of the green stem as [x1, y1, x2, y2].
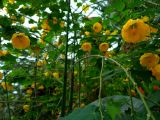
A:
[69, 31, 76, 112]
[61, 0, 70, 116]
[78, 61, 81, 107]
[99, 58, 104, 120]
[4, 71, 11, 120]
[128, 82, 135, 120]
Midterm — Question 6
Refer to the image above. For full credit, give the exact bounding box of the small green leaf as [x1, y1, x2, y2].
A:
[112, 0, 125, 11]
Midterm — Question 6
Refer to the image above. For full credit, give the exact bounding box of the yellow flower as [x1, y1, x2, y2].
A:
[151, 64, 160, 77]
[41, 19, 51, 31]
[32, 46, 41, 54]
[93, 22, 102, 33]
[20, 16, 25, 23]
[38, 85, 44, 90]
[10, 15, 16, 23]
[31, 82, 39, 88]
[81, 42, 92, 52]
[1, 82, 13, 91]
[60, 54, 65, 59]
[84, 31, 90, 36]
[82, 4, 89, 13]
[111, 30, 118, 35]
[38, 39, 46, 45]
[140, 53, 159, 69]
[0, 50, 9, 57]
[8, 0, 14, 4]
[60, 21, 65, 28]
[74, 71, 78, 76]
[53, 17, 58, 24]
[53, 72, 60, 79]
[121, 19, 150, 43]
[104, 51, 111, 58]
[36, 61, 43, 67]
[131, 89, 136, 96]
[23, 105, 30, 112]
[155, 74, 160, 81]
[31, 26, 37, 31]
[42, 60, 47, 65]
[141, 16, 149, 22]
[44, 71, 49, 77]
[105, 30, 110, 35]
[43, 53, 48, 59]
[11, 33, 30, 49]
[99, 43, 109, 52]
[123, 78, 129, 82]
[26, 89, 33, 95]
[41, 32, 47, 39]
[0, 72, 3, 80]
[2, 50, 9, 55]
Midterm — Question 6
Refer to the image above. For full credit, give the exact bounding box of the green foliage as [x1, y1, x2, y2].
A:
[0, 0, 160, 119]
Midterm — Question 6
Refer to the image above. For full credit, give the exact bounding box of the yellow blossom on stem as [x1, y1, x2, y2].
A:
[8, 0, 15, 4]
[60, 21, 65, 28]
[99, 43, 109, 52]
[0, 50, 9, 56]
[140, 53, 159, 69]
[81, 42, 92, 52]
[53, 72, 60, 79]
[36, 61, 43, 67]
[44, 71, 49, 77]
[53, 17, 58, 24]
[93, 22, 102, 33]
[1, 82, 13, 91]
[105, 30, 110, 35]
[11, 33, 30, 49]
[23, 105, 30, 112]
[41, 19, 51, 31]
[84, 31, 90, 37]
[26, 89, 33, 95]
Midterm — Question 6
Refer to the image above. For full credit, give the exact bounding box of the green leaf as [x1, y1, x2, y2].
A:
[60, 105, 103, 120]
[77, 2, 82, 8]
[111, 0, 125, 11]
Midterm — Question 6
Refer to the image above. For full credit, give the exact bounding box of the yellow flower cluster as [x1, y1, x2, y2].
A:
[11, 33, 30, 49]
[36, 60, 47, 67]
[53, 72, 60, 79]
[0, 50, 9, 57]
[41, 19, 51, 31]
[53, 17, 58, 24]
[84, 31, 90, 37]
[60, 21, 65, 28]
[140, 53, 159, 69]
[1, 82, 13, 91]
[23, 105, 30, 112]
[121, 19, 150, 43]
[140, 53, 160, 80]
[81, 42, 92, 52]
[8, 0, 14, 4]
